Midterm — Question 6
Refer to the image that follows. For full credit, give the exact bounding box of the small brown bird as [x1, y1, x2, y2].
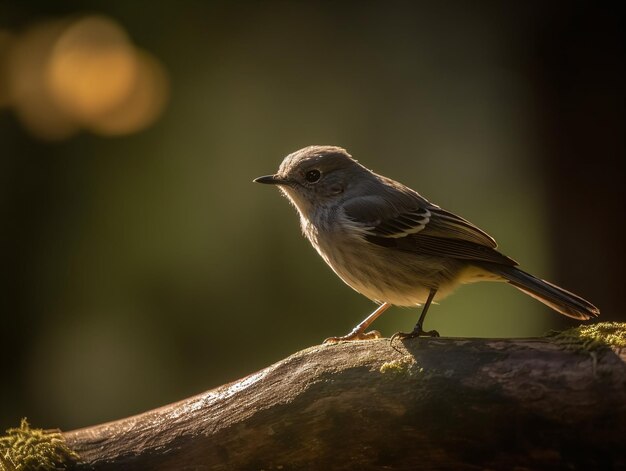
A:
[255, 146, 600, 342]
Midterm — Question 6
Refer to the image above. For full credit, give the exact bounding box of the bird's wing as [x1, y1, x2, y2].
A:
[343, 187, 517, 266]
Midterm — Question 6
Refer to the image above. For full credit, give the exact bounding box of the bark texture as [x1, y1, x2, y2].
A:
[64, 335, 626, 470]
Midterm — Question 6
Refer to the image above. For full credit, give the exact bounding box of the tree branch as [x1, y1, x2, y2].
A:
[64, 325, 626, 470]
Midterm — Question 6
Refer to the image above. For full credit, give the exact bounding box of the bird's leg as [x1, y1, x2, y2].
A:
[390, 289, 440, 342]
[324, 302, 391, 343]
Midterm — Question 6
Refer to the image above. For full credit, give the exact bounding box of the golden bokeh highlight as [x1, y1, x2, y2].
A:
[6, 20, 79, 140]
[88, 50, 169, 136]
[47, 16, 138, 123]
[1, 15, 168, 141]
[0, 29, 16, 108]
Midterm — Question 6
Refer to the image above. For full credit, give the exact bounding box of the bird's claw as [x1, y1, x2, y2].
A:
[390, 327, 440, 344]
[324, 329, 382, 344]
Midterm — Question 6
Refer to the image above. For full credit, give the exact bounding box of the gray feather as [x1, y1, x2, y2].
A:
[479, 263, 600, 320]
[343, 178, 507, 264]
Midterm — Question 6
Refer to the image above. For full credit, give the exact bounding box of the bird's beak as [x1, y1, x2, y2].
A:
[253, 174, 288, 185]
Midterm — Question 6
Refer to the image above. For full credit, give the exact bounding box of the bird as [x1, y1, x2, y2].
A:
[254, 145, 599, 342]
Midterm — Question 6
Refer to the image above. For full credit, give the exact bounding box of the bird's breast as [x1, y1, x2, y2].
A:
[301, 216, 463, 306]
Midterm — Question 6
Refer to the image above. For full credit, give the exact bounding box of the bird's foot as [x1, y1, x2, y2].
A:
[324, 329, 381, 344]
[390, 326, 440, 343]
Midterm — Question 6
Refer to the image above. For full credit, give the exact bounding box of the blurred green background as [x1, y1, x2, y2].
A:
[1, 2, 623, 431]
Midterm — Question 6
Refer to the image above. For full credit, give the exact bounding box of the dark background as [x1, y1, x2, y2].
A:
[1, 1, 623, 431]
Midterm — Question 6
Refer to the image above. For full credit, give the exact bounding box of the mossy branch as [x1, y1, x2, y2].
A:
[0, 419, 78, 471]
[61, 323, 626, 470]
[3, 323, 626, 470]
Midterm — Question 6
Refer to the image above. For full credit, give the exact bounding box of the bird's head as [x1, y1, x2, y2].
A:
[254, 145, 369, 218]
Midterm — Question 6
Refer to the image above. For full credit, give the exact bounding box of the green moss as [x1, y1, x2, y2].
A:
[547, 322, 626, 351]
[0, 419, 79, 471]
[379, 357, 423, 376]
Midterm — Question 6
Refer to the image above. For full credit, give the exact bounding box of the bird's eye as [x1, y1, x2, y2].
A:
[305, 169, 321, 183]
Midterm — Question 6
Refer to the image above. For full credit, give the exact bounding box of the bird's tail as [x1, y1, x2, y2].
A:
[480, 264, 600, 320]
